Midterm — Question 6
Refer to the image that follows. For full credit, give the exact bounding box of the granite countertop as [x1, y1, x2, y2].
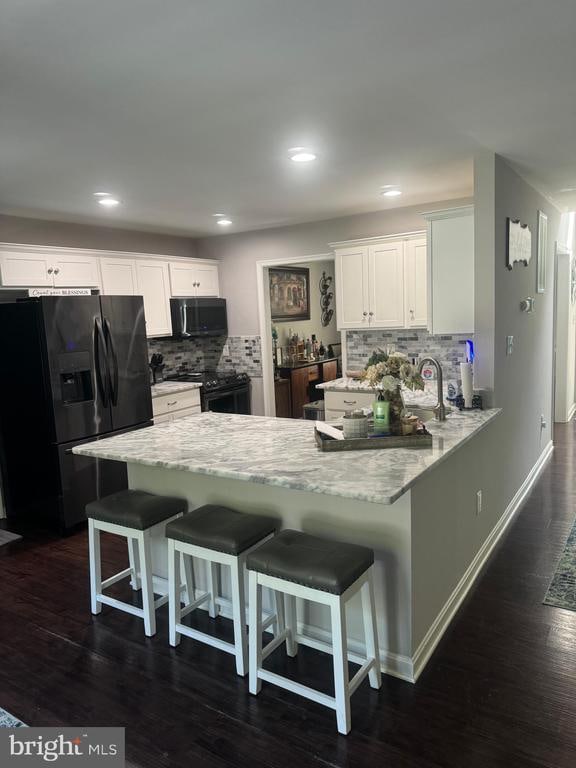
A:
[150, 381, 202, 398]
[74, 409, 501, 505]
[317, 377, 447, 409]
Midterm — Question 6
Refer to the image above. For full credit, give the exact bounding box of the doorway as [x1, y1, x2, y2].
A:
[256, 253, 344, 417]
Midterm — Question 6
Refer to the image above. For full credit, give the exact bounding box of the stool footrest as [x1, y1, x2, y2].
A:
[261, 629, 290, 661]
[257, 669, 336, 710]
[175, 624, 236, 656]
[181, 591, 211, 618]
[348, 659, 376, 696]
[101, 567, 133, 590]
[98, 594, 144, 619]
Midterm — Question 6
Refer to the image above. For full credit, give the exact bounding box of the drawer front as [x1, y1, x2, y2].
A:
[307, 365, 320, 382]
[152, 389, 201, 416]
[324, 390, 375, 413]
[171, 405, 201, 420]
[153, 412, 173, 424]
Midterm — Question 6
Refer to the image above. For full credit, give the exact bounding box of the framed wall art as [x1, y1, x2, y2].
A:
[536, 210, 548, 293]
[269, 266, 310, 321]
[506, 218, 532, 270]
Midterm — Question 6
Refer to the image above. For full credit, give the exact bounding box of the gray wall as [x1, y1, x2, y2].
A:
[272, 259, 339, 348]
[0, 214, 197, 258]
[196, 198, 472, 336]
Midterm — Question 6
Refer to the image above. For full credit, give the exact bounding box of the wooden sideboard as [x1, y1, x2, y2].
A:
[276, 358, 338, 419]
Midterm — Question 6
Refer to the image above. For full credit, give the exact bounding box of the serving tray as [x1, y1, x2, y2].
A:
[314, 425, 432, 452]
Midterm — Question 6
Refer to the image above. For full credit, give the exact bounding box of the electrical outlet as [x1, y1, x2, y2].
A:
[476, 490, 483, 515]
[540, 415, 547, 429]
[506, 335, 514, 356]
[223, 343, 230, 357]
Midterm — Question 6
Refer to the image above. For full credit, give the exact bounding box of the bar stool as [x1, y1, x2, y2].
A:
[166, 505, 277, 676]
[247, 529, 381, 735]
[87, 489, 187, 636]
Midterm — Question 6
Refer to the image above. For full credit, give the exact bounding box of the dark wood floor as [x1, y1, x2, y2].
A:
[1, 425, 576, 768]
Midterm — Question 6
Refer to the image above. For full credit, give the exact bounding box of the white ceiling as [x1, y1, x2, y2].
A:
[1, 0, 575, 236]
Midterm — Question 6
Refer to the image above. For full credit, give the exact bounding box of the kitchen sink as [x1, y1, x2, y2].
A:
[406, 404, 452, 423]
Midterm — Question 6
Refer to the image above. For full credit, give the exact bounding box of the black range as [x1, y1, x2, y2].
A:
[167, 370, 251, 414]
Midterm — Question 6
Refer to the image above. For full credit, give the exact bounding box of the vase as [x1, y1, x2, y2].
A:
[384, 386, 405, 434]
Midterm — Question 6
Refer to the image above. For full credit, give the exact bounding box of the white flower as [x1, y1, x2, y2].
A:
[379, 375, 398, 392]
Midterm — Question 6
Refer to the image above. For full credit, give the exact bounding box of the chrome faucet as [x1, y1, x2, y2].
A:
[418, 357, 447, 421]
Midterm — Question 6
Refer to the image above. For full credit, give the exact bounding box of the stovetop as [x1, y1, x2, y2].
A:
[167, 370, 250, 392]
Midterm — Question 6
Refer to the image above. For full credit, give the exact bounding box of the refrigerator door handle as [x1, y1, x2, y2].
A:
[94, 318, 109, 408]
[103, 318, 119, 406]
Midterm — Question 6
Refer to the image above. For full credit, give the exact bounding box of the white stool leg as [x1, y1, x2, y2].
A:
[361, 569, 382, 689]
[127, 536, 141, 590]
[273, 590, 286, 639]
[284, 594, 298, 657]
[138, 530, 156, 637]
[248, 571, 263, 694]
[168, 540, 182, 647]
[181, 552, 194, 606]
[331, 598, 351, 735]
[230, 557, 248, 676]
[206, 561, 219, 618]
[88, 519, 102, 615]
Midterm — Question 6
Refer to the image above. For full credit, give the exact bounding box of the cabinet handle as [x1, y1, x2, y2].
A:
[54, 268, 60, 275]
[369, 311, 374, 316]
[47, 268, 53, 275]
[362, 311, 368, 317]
[343, 400, 357, 405]
[410, 309, 415, 320]
[167, 400, 178, 406]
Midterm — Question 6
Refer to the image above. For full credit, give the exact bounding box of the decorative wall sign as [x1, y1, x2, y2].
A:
[506, 218, 532, 270]
[536, 210, 548, 293]
[319, 270, 334, 327]
[269, 266, 310, 321]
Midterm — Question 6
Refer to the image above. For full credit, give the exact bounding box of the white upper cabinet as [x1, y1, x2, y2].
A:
[134, 260, 172, 337]
[368, 241, 405, 328]
[169, 260, 219, 297]
[0, 245, 100, 288]
[335, 246, 369, 329]
[52, 252, 100, 287]
[404, 238, 428, 328]
[99, 257, 138, 295]
[332, 235, 427, 330]
[423, 206, 474, 334]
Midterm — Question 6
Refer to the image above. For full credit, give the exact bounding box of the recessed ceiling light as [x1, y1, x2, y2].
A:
[216, 218, 233, 227]
[93, 191, 113, 197]
[381, 187, 402, 197]
[212, 213, 226, 218]
[289, 147, 317, 163]
[97, 196, 120, 207]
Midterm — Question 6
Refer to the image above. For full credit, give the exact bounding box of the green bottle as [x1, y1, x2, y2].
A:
[373, 392, 390, 435]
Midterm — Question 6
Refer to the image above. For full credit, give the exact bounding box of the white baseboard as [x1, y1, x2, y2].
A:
[411, 440, 554, 682]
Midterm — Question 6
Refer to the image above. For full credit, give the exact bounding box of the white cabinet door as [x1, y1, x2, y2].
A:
[172, 405, 202, 419]
[53, 254, 100, 287]
[0, 250, 53, 286]
[100, 258, 138, 295]
[169, 262, 198, 297]
[335, 247, 369, 329]
[368, 242, 404, 328]
[153, 412, 173, 424]
[169, 261, 220, 297]
[194, 263, 219, 297]
[426, 207, 474, 334]
[135, 260, 172, 337]
[404, 238, 427, 328]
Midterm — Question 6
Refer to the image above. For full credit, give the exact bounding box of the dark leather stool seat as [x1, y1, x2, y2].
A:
[86, 489, 186, 530]
[166, 505, 277, 555]
[247, 529, 374, 595]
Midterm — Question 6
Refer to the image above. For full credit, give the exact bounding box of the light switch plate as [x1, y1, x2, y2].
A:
[506, 335, 514, 356]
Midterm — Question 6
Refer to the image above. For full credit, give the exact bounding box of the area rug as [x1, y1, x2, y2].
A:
[0, 530, 22, 547]
[0, 707, 26, 727]
[544, 518, 576, 611]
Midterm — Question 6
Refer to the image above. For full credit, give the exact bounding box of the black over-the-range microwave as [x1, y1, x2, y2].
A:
[170, 297, 228, 337]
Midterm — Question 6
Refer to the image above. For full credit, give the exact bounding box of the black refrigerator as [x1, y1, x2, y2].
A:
[0, 295, 153, 533]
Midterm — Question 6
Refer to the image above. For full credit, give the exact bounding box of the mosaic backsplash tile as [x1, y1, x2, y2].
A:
[148, 335, 262, 377]
[346, 329, 473, 384]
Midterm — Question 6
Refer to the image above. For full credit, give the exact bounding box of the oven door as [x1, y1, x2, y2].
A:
[202, 385, 251, 415]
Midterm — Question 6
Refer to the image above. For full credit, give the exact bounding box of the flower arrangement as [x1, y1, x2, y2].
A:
[360, 350, 424, 393]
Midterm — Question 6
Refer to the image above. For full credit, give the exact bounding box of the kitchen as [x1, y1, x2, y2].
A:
[1, 0, 575, 761]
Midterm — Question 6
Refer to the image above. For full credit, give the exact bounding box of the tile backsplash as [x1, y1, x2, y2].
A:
[346, 329, 472, 385]
[148, 335, 262, 377]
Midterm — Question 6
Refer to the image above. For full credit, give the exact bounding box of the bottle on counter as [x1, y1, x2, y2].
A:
[305, 338, 312, 357]
[319, 340, 325, 358]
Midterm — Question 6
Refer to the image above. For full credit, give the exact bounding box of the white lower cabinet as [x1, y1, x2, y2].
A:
[324, 390, 376, 421]
[333, 235, 427, 330]
[135, 260, 172, 337]
[152, 388, 202, 423]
